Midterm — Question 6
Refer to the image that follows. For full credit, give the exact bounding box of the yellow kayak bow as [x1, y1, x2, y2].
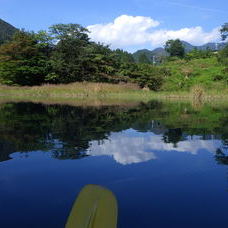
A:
[65, 185, 118, 228]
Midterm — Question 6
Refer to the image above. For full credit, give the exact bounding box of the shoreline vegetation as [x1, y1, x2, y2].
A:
[0, 22, 227, 105]
[0, 82, 228, 107]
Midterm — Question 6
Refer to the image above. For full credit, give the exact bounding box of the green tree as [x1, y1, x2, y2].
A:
[218, 23, 228, 66]
[218, 45, 228, 66]
[0, 30, 52, 85]
[82, 42, 121, 83]
[220, 23, 228, 41]
[126, 64, 170, 91]
[47, 24, 91, 83]
[114, 49, 135, 63]
[186, 48, 213, 60]
[165, 39, 185, 58]
[48, 24, 127, 84]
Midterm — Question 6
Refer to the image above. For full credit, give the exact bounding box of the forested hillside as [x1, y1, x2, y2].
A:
[0, 19, 17, 44]
[0, 21, 227, 92]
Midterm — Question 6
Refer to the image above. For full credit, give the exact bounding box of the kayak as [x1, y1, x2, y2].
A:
[65, 185, 118, 228]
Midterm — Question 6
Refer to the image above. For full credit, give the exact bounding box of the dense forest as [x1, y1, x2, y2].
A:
[0, 20, 227, 91]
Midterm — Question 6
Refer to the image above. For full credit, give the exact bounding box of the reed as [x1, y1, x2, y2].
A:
[191, 85, 205, 100]
[0, 82, 227, 105]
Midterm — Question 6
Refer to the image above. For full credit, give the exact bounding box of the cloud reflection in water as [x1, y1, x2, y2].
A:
[86, 129, 222, 165]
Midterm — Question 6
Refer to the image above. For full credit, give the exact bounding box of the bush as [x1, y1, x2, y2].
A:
[185, 49, 214, 60]
[218, 45, 228, 66]
[213, 74, 225, 81]
[222, 67, 228, 75]
[128, 64, 170, 91]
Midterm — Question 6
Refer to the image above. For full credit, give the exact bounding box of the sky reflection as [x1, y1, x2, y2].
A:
[86, 129, 223, 165]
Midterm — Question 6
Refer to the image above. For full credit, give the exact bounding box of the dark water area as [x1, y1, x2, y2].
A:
[0, 101, 228, 228]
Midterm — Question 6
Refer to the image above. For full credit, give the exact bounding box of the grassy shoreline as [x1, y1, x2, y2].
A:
[0, 82, 228, 106]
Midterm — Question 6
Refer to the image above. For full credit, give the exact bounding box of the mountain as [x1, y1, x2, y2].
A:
[181, 41, 227, 52]
[133, 49, 154, 62]
[181, 41, 195, 52]
[133, 48, 169, 63]
[0, 19, 18, 44]
[151, 47, 169, 57]
[133, 41, 227, 63]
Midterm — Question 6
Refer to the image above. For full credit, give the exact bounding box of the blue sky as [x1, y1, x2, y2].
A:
[1, 0, 227, 51]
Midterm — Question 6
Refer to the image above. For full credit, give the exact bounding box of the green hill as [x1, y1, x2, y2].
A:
[133, 41, 227, 63]
[0, 19, 17, 44]
[133, 48, 168, 63]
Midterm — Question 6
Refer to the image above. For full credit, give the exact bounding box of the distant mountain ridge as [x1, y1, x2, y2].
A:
[133, 41, 227, 63]
[0, 19, 18, 44]
[133, 48, 168, 63]
[181, 41, 227, 52]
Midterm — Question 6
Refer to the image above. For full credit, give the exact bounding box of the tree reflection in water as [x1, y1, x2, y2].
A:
[0, 101, 227, 166]
[215, 139, 228, 165]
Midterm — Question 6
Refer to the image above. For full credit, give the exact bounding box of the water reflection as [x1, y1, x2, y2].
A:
[87, 131, 157, 165]
[0, 101, 227, 166]
[1, 101, 228, 228]
[87, 130, 223, 165]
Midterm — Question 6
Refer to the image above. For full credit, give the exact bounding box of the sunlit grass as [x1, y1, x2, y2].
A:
[0, 82, 227, 106]
[162, 57, 228, 92]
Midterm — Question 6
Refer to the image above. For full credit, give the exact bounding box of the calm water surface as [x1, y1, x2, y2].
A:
[0, 101, 228, 228]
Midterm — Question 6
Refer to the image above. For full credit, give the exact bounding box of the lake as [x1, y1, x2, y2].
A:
[0, 101, 228, 228]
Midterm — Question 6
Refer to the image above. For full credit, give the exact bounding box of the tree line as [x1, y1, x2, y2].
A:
[0, 24, 169, 90]
[0, 23, 227, 90]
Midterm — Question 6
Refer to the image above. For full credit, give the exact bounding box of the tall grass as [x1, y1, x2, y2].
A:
[0, 82, 227, 105]
[0, 82, 156, 105]
[191, 85, 205, 100]
[0, 82, 139, 98]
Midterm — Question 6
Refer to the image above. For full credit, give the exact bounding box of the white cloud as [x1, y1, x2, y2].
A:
[87, 15, 160, 47]
[87, 15, 221, 50]
[149, 27, 220, 46]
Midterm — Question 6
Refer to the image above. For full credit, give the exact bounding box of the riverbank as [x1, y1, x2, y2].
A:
[0, 82, 228, 106]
